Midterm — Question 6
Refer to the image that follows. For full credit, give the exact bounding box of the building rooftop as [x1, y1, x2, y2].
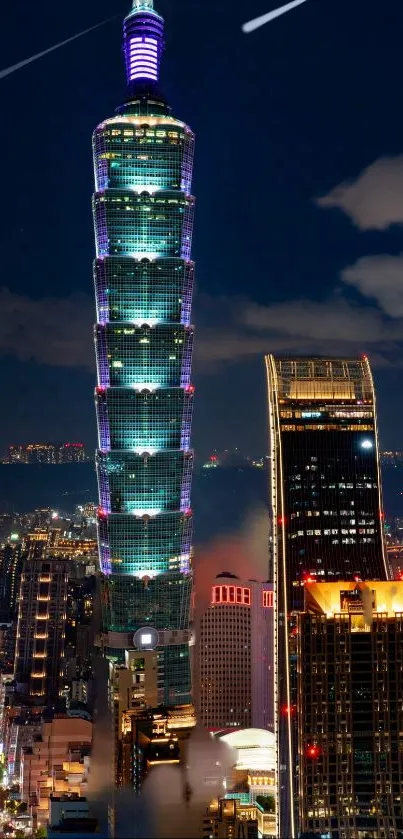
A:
[218, 728, 276, 772]
[305, 580, 403, 620]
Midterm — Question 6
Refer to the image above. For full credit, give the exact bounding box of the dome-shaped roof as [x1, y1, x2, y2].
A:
[218, 728, 275, 771]
[220, 728, 275, 749]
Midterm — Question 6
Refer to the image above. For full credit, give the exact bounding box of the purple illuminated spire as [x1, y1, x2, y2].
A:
[123, 0, 165, 88]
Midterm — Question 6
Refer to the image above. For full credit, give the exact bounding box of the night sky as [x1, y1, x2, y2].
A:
[1, 0, 403, 462]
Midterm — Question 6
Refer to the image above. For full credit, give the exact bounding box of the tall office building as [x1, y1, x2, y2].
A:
[92, 0, 195, 705]
[265, 355, 388, 837]
[0, 543, 22, 623]
[14, 555, 69, 704]
[199, 573, 274, 732]
[298, 581, 403, 839]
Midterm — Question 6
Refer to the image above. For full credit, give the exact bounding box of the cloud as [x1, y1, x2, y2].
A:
[0, 288, 94, 369]
[194, 293, 403, 371]
[316, 155, 403, 230]
[3, 284, 403, 377]
[242, 298, 389, 341]
[342, 254, 403, 318]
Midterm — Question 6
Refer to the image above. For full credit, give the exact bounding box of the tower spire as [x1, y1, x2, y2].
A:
[132, 0, 154, 8]
[123, 0, 164, 90]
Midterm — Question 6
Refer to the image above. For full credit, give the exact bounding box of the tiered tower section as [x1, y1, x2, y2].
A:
[92, 0, 195, 703]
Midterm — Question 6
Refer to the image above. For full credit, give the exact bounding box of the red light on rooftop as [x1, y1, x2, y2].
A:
[210, 455, 217, 463]
[277, 516, 285, 526]
[185, 385, 195, 394]
[96, 386, 106, 395]
[306, 744, 321, 759]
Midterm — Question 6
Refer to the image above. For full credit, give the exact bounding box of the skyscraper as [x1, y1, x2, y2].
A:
[0, 542, 22, 624]
[199, 573, 274, 732]
[92, 0, 195, 706]
[265, 355, 388, 837]
[14, 554, 69, 704]
[298, 580, 403, 839]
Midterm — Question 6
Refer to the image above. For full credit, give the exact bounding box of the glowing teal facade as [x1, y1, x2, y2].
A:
[92, 0, 194, 704]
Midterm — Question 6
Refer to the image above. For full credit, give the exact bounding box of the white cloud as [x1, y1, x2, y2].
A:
[0, 288, 94, 369]
[342, 254, 403, 317]
[193, 294, 403, 371]
[316, 155, 403, 230]
[2, 286, 403, 376]
[241, 298, 389, 341]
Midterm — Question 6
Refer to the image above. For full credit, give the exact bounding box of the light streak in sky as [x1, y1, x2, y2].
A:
[0, 17, 114, 80]
[242, 0, 310, 33]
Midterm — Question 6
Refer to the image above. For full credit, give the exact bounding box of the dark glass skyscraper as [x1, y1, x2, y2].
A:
[92, 0, 194, 705]
[266, 355, 388, 838]
[298, 581, 403, 839]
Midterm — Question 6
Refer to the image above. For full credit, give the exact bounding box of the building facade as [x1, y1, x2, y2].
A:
[265, 355, 388, 837]
[14, 555, 69, 704]
[92, 0, 195, 705]
[298, 581, 403, 839]
[203, 799, 259, 839]
[0, 542, 23, 623]
[386, 545, 403, 580]
[218, 727, 276, 811]
[21, 715, 92, 827]
[199, 574, 274, 731]
[48, 795, 98, 838]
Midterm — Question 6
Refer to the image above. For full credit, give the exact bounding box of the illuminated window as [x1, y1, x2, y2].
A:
[140, 633, 152, 646]
[211, 585, 251, 606]
[263, 590, 273, 608]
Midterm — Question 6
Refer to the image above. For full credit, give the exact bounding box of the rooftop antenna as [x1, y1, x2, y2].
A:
[123, 0, 165, 89]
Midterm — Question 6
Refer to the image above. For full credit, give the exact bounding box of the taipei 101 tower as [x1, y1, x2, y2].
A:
[92, 0, 195, 706]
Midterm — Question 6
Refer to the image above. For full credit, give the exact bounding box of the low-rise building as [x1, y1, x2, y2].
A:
[47, 794, 99, 838]
[203, 798, 258, 838]
[216, 728, 276, 808]
[21, 714, 92, 827]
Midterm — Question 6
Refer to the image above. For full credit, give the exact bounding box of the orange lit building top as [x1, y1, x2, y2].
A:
[304, 579, 403, 620]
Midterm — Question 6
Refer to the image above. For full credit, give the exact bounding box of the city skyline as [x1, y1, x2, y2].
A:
[0, 0, 403, 461]
[1, 1, 403, 837]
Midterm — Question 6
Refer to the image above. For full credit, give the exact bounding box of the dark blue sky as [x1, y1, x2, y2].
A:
[1, 0, 403, 460]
